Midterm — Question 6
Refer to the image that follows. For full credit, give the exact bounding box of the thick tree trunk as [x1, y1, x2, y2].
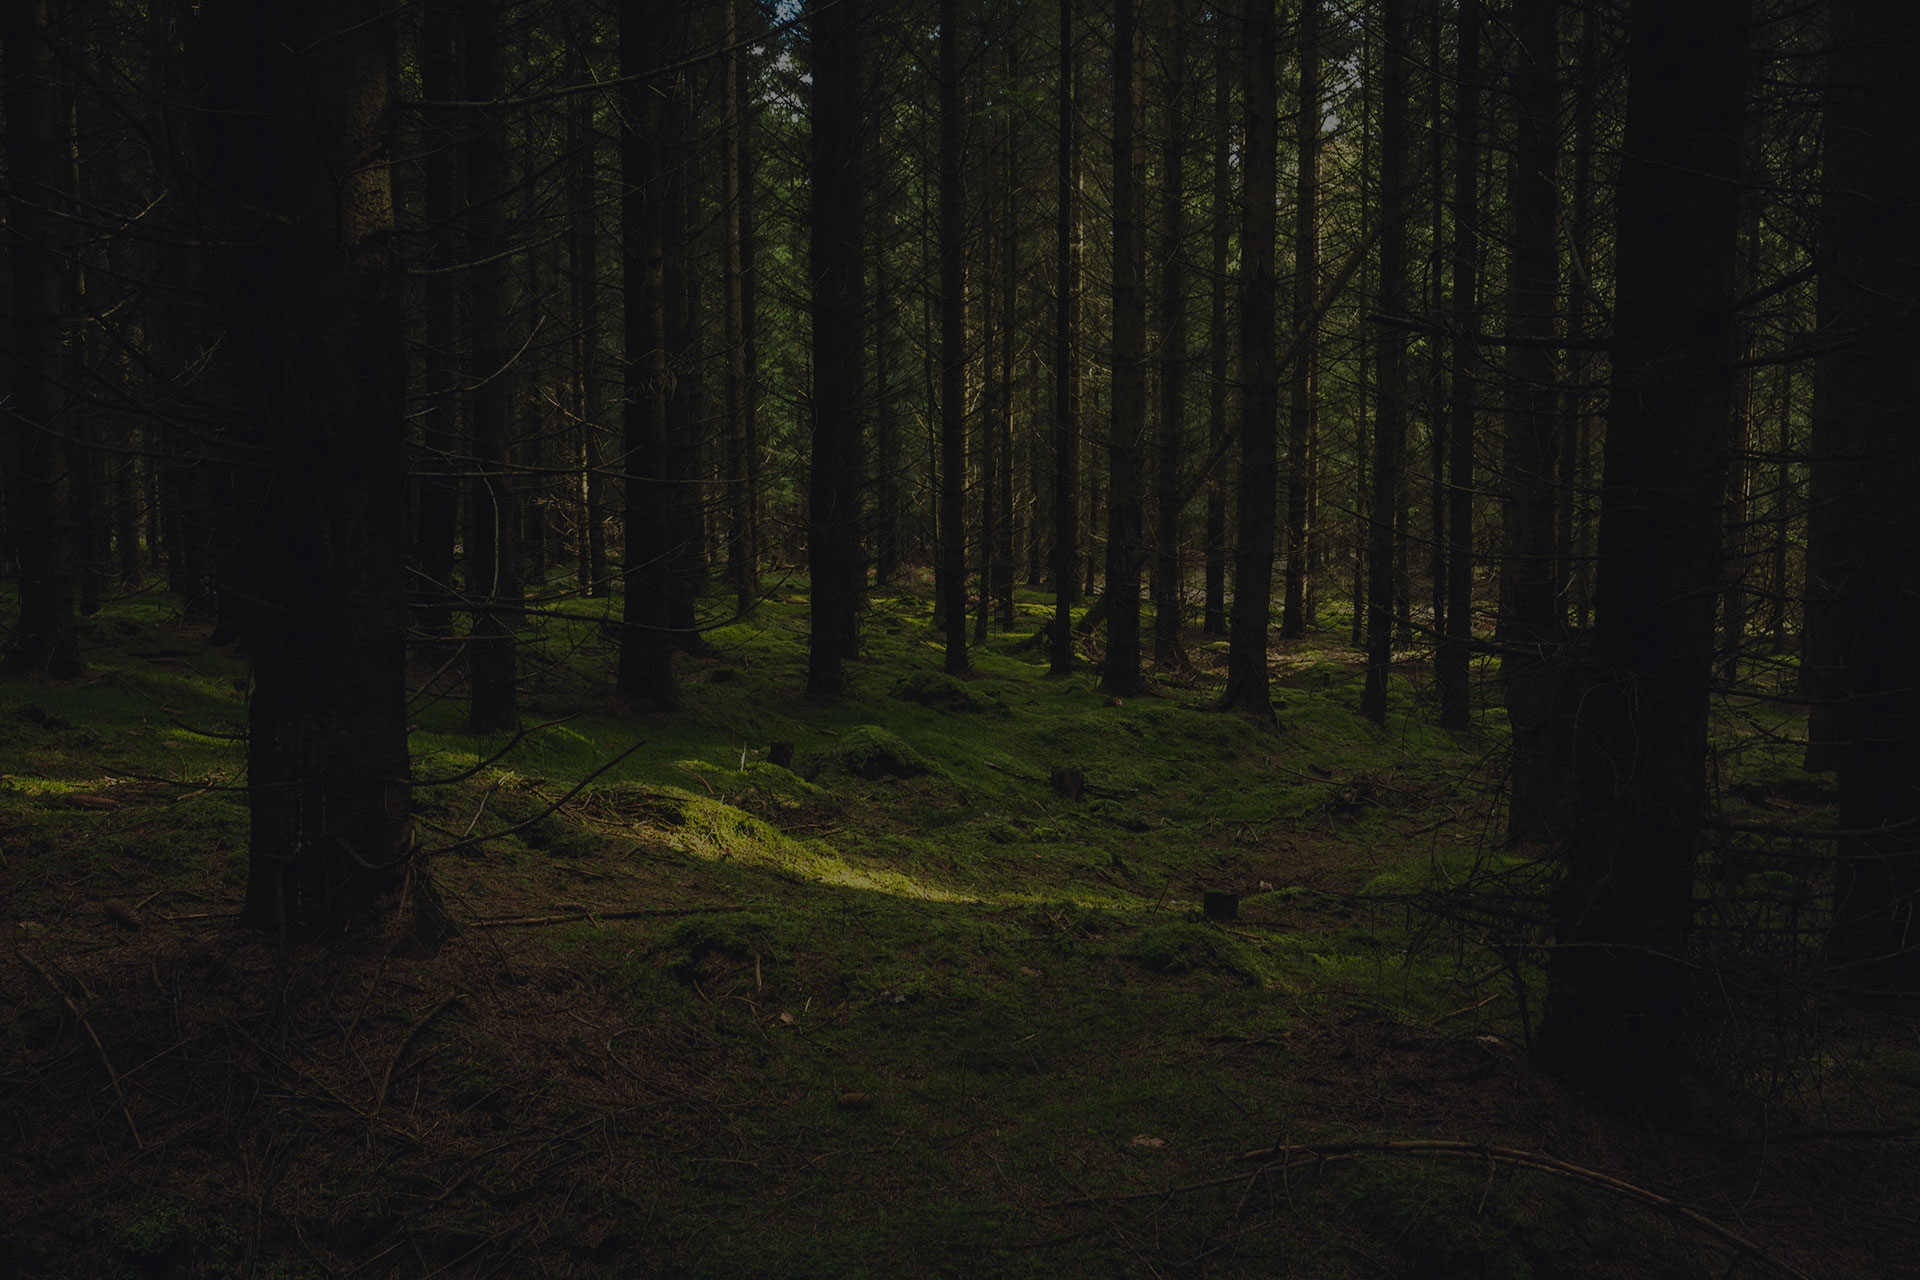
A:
[1537, 0, 1748, 1120]
[723, 0, 756, 608]
[566, 16, 608, 599]
[2, 0, 83, 678]
[1221, 0, 1277, 721]
[1818, 0, 1920, 982]
[203, 0, 442, 946]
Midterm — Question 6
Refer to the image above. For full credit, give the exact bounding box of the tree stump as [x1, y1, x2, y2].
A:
[770, 740, 796, 770]
[1049, 766, 1085, 801]
[1203, 892, 1239, 921]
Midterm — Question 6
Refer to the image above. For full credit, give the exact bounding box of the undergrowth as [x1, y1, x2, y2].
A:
[0, 580, 1909, 1277]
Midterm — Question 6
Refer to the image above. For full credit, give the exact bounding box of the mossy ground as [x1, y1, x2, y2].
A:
[1, 580, 1912, 1277]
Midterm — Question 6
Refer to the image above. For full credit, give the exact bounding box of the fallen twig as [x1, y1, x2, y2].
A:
[376, 994, 466, 1113]
[18, 948, 144, 1149]
[475, 904, 751, 928]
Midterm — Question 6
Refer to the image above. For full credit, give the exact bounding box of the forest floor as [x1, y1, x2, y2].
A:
[2, 580, 1916, 1278]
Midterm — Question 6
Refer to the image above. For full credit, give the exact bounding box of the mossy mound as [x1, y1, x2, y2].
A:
[889, 671, 1007, 715]
[827, 725, 933, 780]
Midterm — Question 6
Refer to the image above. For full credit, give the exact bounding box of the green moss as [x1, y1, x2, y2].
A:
[823, 725, 932, 780]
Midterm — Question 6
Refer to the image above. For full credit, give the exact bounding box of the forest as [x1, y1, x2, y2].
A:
[3, 0, 1918, 1274]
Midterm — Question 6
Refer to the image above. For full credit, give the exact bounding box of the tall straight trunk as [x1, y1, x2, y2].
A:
[1819, 0, 1920, 982]
[874, 218, 902, 586]
[1537, 0, 1748, 1120]
[1280, 0, 1320, 641]
[1497, 0, 1565, 839]
[1202, 13, 1232, 639]
[1050, 0, 1080, 676]
[418, 0, 461, 632]
[939, 0, 968, 674]
[2, 0, 82, 677]
[995, 75, 1018, 632]
[1360, 0, 1409, 726]
[1103, 0, 1147, 697]
[723, 0, 755, 607]
[1561, 0, 1598, 631]
[566, 16, 607, 599]
[1424, 0, 1447, 644]
[204, 0, 443, 946]
[664, 96, 704, 646]
[1717, 201, 1762, 681]
[977, 181, 999, 646]
[807, 0, 867, 695]
[1222, 0, 1277, 720]
[1437, 0, 1481, 732]
[464, 0, 519, 732]
[1151, 0, 1188, 668]
[618, 0, 679, 707]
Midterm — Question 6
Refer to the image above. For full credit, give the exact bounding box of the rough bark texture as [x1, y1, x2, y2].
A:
[1818, 0, 1920, 982]
[1537, 0, 1748, 1120]
[204, 0, 441, 946]
[2, 0, 84, 679]
[618, 0, 679, 708]
[1102, 0, 1147, 697]
[1150, 1, 1188, 668]
[1221, 0, 1276, 721]
[1049, 0, 1080, 677]
[1497, 0, 1567, 840]
[1361, 0, 1409, 726]
[1279, 0, 1320, 642]
[806, 0, 867, 696]
[939, 0, 969, 675]
[1437, 0, 1480, 732]
[463, 0, 520, 733]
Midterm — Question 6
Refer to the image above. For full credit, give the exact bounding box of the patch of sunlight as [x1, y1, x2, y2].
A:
[672, 796, 980, 903]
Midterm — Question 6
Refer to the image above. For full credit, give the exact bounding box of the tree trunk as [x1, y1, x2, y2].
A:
[1537, 0, 1748, 1120]
[1050, 0, 1080, 677]
[1279, 0, 1320, 643]
[1103, 0, 1147, 697]
[807, 0, 867, 696]
[1151, 0, 1188, 668]
[1221, 0, 1277, 721]
[464, 0, 519, 733]
[202, 0, 442, 946]
[1818, 0, 1920, 982]
[1360, 0, 1410, 727]
[1436, 0, 1481, 732]
[1497, 0, 1565, 840]
[617, 0, 679, 708]
[2, 0, 83, 678]
[1202, 14, 1232, 640]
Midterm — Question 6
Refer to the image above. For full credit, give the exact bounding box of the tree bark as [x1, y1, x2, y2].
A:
[806, 0, 867, 695]
[2, 0, 83, 678]
[1221, 0, 1277, 721]
[1437, 0, 1481, 732]
[1049, 0, 1080, 677]
[1151, 0, 1189, 668]
[203, 0, 442, 946]
[1360, 0, 1410, 727]
[1202, 14, 1232, 640]
[463, 0, 519, 733]
[1537, 0, 1748, 1120]
[1279, 0, 1320, 643]
[617, 0, 679, 708]
[1103, 0, 1148, 697]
